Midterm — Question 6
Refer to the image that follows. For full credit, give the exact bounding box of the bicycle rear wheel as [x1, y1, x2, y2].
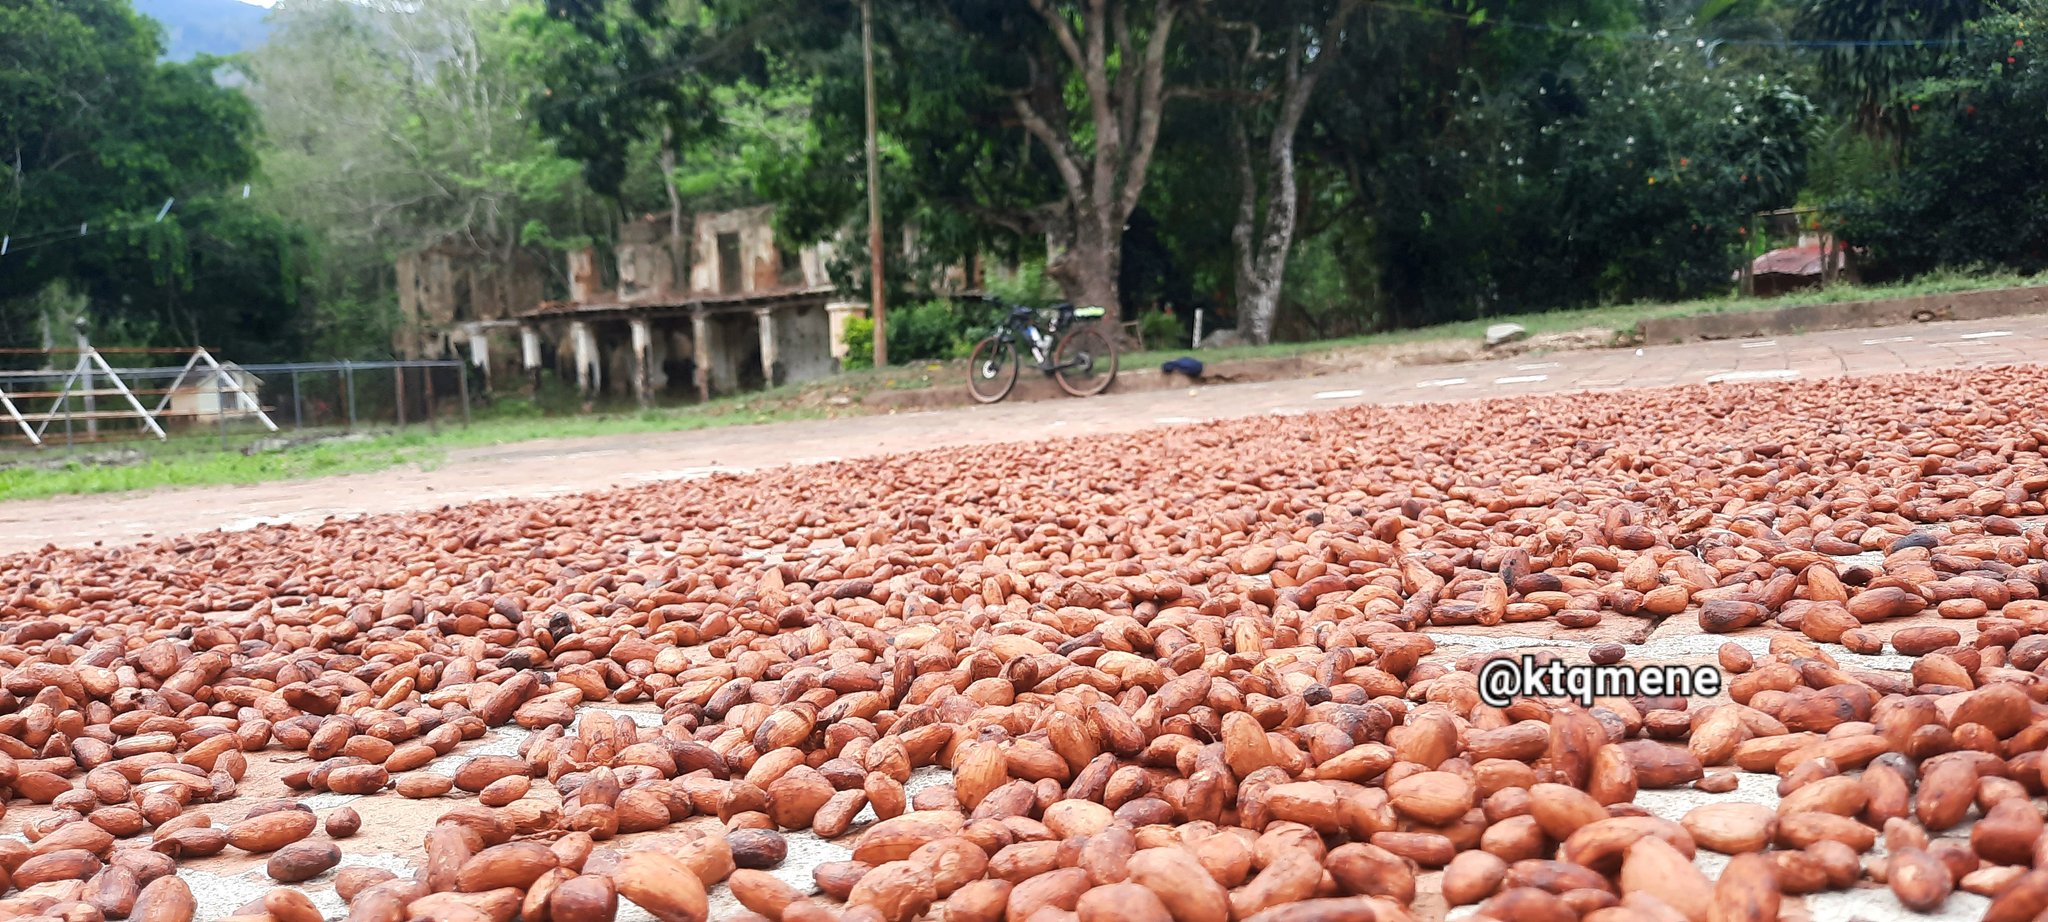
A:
[1052, 325, 1118, 397]
[966, 336, 1019, 403]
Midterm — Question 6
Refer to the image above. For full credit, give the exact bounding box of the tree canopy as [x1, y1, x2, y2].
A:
[1, 0, 302, 355]
[10, 0, 2048, 364]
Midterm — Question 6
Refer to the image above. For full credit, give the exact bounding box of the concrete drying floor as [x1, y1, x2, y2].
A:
[6, 316, 2042, 919]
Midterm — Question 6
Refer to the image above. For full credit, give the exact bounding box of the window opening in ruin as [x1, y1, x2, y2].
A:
[717, 233, 743, 294]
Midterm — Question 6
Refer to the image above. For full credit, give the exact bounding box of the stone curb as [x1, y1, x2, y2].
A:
[1637, 285, 2048, 343]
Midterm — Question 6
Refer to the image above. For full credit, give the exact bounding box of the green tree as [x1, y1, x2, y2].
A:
[753, 5, 1041, 302]
[1198, 0, 1363, 343]
[517, 0, 730, 242]
[0, 0, 305, 354]
[672, 64, 817, 212]
[1288, 0, 1634, 327]
[71, 199, 313, 357]
[980, 0, 1188, 313]
[247, 0, 610, 357]
[1800, 0, 1984, 151]
[742, 0, 1192, 314]
[1284, 0, 1811, 326]
[1829, 1, 2048, 275]
[1522, 48, 1815, 301]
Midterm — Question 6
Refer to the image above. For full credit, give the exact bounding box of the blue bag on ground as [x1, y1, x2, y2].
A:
[1160, 357, 1204, 378]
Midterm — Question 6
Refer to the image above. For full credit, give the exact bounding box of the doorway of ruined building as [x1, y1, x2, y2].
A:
[594, 319, 635, 402]
[682, 311, 766, 399]
[718, 311, 767, 394]
[658, 318, 698, 402]
[717, 233, 743, 295]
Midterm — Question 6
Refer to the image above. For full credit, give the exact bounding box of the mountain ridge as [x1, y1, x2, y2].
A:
[132, 0, 272, 60]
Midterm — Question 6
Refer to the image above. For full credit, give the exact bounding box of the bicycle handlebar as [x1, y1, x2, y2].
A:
[974, 293, 1074, 313]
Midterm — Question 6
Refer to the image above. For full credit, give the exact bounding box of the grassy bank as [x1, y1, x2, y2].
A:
[0, 437, 442, 502]
[0, 393, 836, 503]
[3, 270, 2037, 502]
[1132, 269, 2040, 366]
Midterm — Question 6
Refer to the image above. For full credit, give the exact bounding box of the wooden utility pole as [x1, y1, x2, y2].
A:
[862, 0, 887, 367]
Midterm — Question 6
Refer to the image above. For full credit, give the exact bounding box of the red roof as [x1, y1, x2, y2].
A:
[1751, 245, 1842, 278]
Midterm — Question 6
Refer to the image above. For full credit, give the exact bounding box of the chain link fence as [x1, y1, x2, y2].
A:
[0, 356, 473, 454]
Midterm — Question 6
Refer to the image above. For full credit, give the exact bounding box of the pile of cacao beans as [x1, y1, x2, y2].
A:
[2, 369, 2047, 922]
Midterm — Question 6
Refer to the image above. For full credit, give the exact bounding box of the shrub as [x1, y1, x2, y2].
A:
[1137, 309, 1185, 349]
[841, 316, 875, 369]
[844, 302, 984, 367]
[887, 301, 981, 361]
[1831, 4, 2048, 278]
[982, 258, 1062, 309]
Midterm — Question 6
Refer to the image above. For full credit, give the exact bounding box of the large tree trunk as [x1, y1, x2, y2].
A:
[1231, 116, 1259, 340]
[1232, 2, 1358, 344]
[1047, 204, 1124, 310]
[1014, 0, 1182, 315]
[1238, 108, 1302, 344]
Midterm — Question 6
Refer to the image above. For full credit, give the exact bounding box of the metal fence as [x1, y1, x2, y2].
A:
[0, 354, 472, 450]
[239, 360, 473, 432]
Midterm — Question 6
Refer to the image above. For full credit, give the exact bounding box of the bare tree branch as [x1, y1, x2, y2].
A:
[1298, 194, 1364, 242]
[954, 200, 1044, 239]
[1072, 0, 1120, 216]
[1026, 0, 1091, 81]
[1231, 114, 1256, 309]
[1268, 0, 1360, 167]
[1116, 0, 1180, 224]
[1167, 86, 1277, 105]
[1010, 95, 1088, 200]
[1113, 2, 1138, 159]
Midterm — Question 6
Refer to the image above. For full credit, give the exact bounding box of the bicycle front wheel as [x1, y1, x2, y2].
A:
[1052, 325, 1118, 397]
[966, 336, 1019, 403]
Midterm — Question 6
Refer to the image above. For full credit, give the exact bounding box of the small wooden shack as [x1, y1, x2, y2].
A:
[167, 363, 264, 421]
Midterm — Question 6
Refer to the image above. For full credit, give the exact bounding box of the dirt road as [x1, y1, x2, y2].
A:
[4, 315, 2039, 552]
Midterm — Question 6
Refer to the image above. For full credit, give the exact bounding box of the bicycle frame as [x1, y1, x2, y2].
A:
[968, 299, 1117, 403]
[985, 303, 1088, 372]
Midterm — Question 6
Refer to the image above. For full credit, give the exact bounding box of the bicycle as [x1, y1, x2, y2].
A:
[965, 299, 1120, 403]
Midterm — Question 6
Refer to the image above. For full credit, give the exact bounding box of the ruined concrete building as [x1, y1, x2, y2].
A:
[407, 205, 865, 406]
[395, 243, 547, 391]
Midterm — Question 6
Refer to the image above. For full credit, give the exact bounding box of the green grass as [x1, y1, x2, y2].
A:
[0, 389, 839, 503]
[1126, 268, 2042, 366]
[0, 438, 440, 501]
[437, 397, 828, 447]
[3, 268, 2036, 502]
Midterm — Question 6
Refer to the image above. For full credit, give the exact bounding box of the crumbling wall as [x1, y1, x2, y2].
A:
[567, 248, 609, 303]
[595, 320, 677, 397]
[617, 216, 684, 302]
[454, 325, 527, 392]
[641, 325, 674, 395]
[394, 249, 454, 357]
[603, 323, 635, 398]
[751, 238, 782, 292]
[470, 251, 545, 322]
[801, 240, 837, 288]
[544, 323, 576, 382]
[774, 303, 836, 385]
[662, 326, 696, 397]
[396, 245, 545, 359]
[826, 302, 864, 361]
[690, 206, 783, 296]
